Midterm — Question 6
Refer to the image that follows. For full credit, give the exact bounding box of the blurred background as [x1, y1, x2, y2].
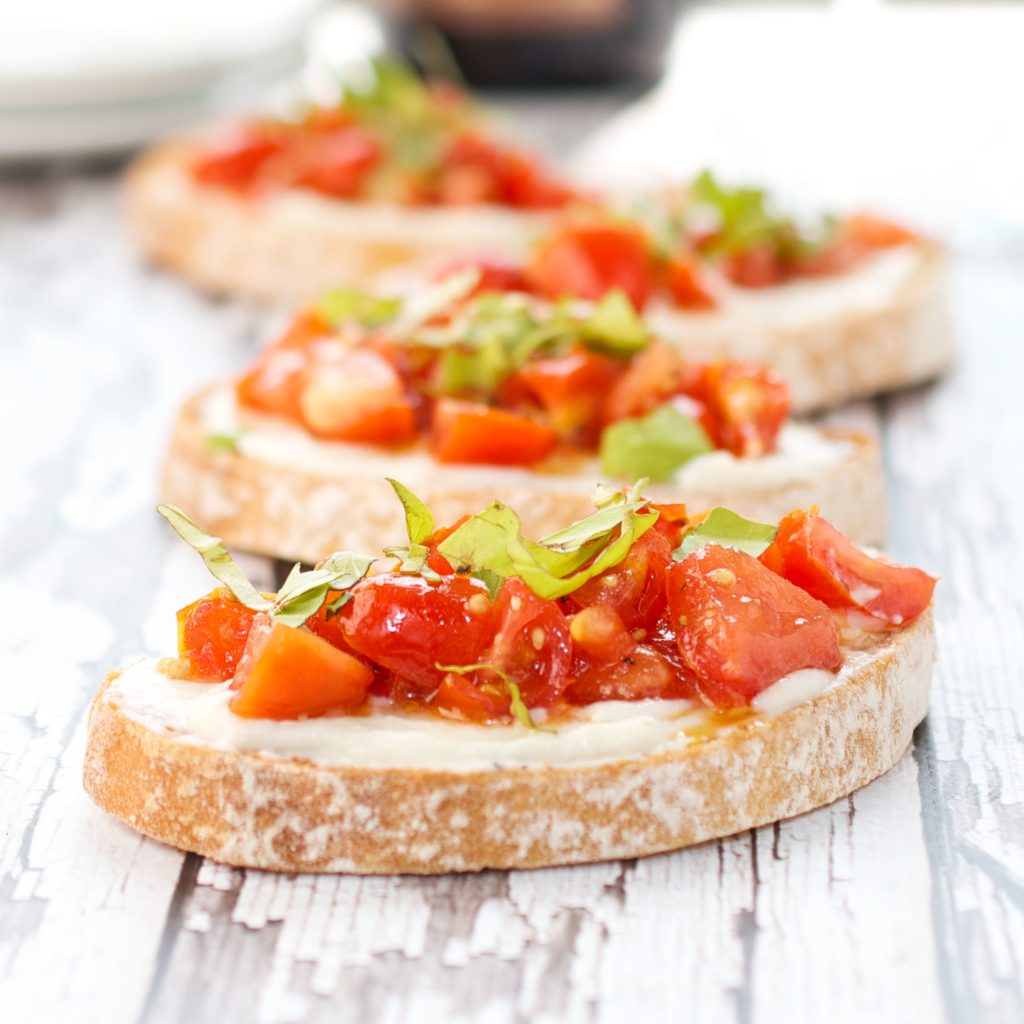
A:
[2, 0, 1020, 251]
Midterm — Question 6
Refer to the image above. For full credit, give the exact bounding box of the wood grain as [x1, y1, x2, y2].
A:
[1, 134, 1022, 1024]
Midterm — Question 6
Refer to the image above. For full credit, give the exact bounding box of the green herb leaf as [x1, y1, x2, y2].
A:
[157, 505, 272, 613]
[325, 591, 355, 618]
[675, 507, 778, 560]
[437, 492, 658, 600]
[316, 289, 402, 329]
[581, 289, 648, 354]
[435, 662, 546, 731]
[204, 431, 242, 455]
[383, 542, 442, 582]
[386, 478, 435, 544]
[271, 551, 376, 627]
[600, 403, 713, 482]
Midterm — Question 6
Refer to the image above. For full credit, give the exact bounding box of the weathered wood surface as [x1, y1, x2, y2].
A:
[1, 143, 1023, 1024]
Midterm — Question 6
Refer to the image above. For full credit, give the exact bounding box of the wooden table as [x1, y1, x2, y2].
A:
[2, 97, 1023, 1024]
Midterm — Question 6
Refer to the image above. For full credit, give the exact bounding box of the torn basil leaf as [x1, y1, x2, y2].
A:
[581, 289, 648, 354]
[316, 289, 402, 329]
[435, 662, 542, 730]
[204, 431, 241, 455]
[600, 403, 713, 482]
[386, 478, 435, 544]
[675, 507, 778, 560]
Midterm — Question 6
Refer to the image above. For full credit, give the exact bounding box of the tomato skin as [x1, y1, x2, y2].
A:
[666, 545, 842, 707]
[843, 213, 918, 250]
[230, 617, 374, 719]
[284, 128, 381, 198]
[697, 361, 790, 457]
[432, 399, 557, 466]
[568, 605, 635, 662]
[435, 672, 512, 722]
[569, 526, 674, 632]
[339, 573, 496, 691]
[433, 254, 531, 296]
[566, 645, 696, 705]
[192, 125, 284, 189]
[525, 222, 656, 309]
[649, 502, 689, 547]
[663, 254, 717, 310]
[600, 342, 696, 425]
[422, 515, 470, 576]
[723, 244, 787, 288]
[176, 590, 257, 681]
[760, 510, 936, 625]
[513, 347, 623, 440]
[299, 349, 417, 445]
[486, 578, 572, 707]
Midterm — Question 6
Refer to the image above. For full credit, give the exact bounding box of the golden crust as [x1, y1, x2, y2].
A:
[83, 611, 935, 874]
[123, 142, 549, 304]
[159, 387, 888, 564]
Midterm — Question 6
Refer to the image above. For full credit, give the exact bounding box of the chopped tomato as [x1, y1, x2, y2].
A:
[760, 510, 936, 625]
[496, 150, 578, 209]
[432, 399, 557, 466]
[435, 671, 513, 722]
[299, 349, 417, 444]
[525, 222, 656, 309]
[422, 515, 471, 576]
[569, 526, 674, 631]
[568, 605, 635, 662]
[339, 573, 496, 691]
[230, 617, 373, 719]
[663, 254, 717, 310]
[843, 213, 918, 250]
[433, 254, 530, 296]
[192, 125, 284, 189]
[486, 578, 572, 707]
[666, 545, 841, 706]
[513, 347, 622, 439]
[723, 244, 787, 288]
[176, 589, 257, 681]
[601, 342, 697, 424]
[697, 361, 790, 457]
[279, 128, 380, 198]
[649, 502, 689, 546]
[566, 645, 695, 705]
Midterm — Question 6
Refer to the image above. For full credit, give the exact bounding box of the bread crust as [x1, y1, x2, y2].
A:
[160, 387, 888, 563]
[83, 611, 934, 874]
[124, 142, 550, 304]
[647, 244, 953, 413]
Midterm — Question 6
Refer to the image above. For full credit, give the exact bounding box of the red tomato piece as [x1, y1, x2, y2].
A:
[566, 645, 696, 705]
[843, 213, 919, 250]
[230, 617, 374, 719]
[192, 125, 284, 189]
[697, 361, 790, 457]
[666, 545, 842, 707]
[422, 515, 471, 576]
[600, 342, 696, 425]
[568, 605, 635, 662]
[176, 590, 257, 681]
[760, 510, 936, 625]
[569, 527, 674, 632]
[663, 254, 718, 310]
[485, 578, 572, 707]
[723, 244, 787, 288]
[435, 672, 513, 722]
[649, 502, 689, 547]
[339, 573, 496, 691]
[299, 349, 417, 444]
[283, 128, 381, 198]
[432, 399, 557, 466]
[495, 150, 578, 209]
[513, 347, 623, 439]
[433, 254, 531, 295]
[525, 222, 656, 309]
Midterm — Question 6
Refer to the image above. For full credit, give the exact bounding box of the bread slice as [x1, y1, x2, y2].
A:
[160, 386, 888, 563]
[83, 610, 934, 873]
[646, 243, 953, 413]
[124, 142, 552, 304]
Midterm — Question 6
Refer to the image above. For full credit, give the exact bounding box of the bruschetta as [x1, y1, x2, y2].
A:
[125, 61, 578, 302]
[84, 486, 937, 873]
[160, 276, 887, 562]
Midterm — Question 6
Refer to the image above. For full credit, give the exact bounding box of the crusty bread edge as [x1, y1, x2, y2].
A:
[160, 387, 888, 562]
[83, 610, 935, 874]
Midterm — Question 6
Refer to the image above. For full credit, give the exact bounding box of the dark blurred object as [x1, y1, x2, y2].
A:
[381, 0, 679, 89]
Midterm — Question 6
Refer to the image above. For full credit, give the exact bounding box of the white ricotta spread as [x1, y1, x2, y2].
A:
[107, 656, 845, 772]
[201, 389, 851, 494]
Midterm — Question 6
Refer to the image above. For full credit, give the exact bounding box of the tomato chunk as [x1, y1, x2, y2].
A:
[432, 399, 557, 466]
[566, 645, 695, 705]
[697, 361, 790, 457]
[339, 573, 496, 691]
[285, 128, 380, 198]
[176, 590, 257, 681]
[843, 213, 918, 250]
[435, 671, 513, 722]
[601, 342, 696, 425]
[722, 244, 787, 288]
[434, 254, 531, 296]
[663, 254, 717, 310]
[525, 222, 656, 309]
[486, 578, 572, 707]
[760, 510, 936, 625]
[192, 125, 284, 189]
[230, 617, 373, 719]
[666, 545, 841, 706]
[299, 349, 416, 444]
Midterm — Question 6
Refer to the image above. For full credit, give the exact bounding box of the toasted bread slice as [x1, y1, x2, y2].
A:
[160, 386, 888, 563]
[83, 610, 934, 874]
[124, 142, 551, 304]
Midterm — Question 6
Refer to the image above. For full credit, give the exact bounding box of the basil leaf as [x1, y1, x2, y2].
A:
[600, 404, 713, 482]
[383, 542, 441, 582]
[157, 505, 272, 613]
[437, 498, 658, 600]
[581, 289, 648, 354]
[675, 507, 778, 560]
[435, 662, 542, 731]
[386, 478, 434, 544]
[271, 551, 376, 627]
[204, 431, 241, 455]
[316, 289, 402, 329]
